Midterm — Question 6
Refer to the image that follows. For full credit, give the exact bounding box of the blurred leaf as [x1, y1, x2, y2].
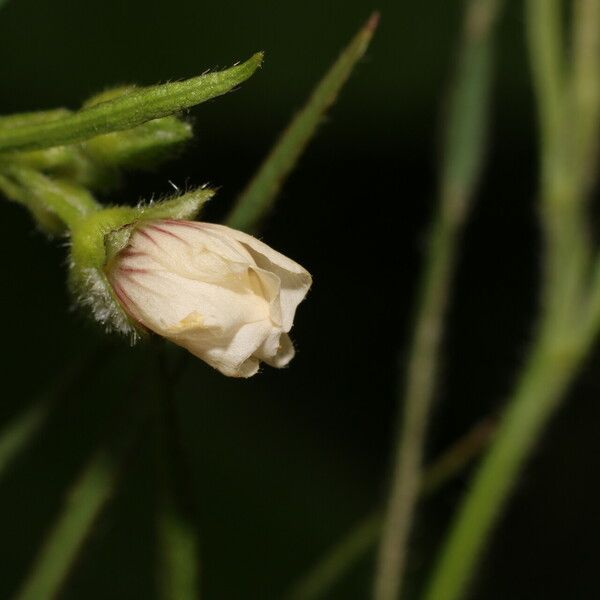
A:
[14, 402, 145, 600]
[0, 53, 263, 153]
[0, 401, 50, 483]
[226, 14, 379, 232]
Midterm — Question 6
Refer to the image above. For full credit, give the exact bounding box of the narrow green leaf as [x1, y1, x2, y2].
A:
[0, 53, 263, 153]
[157, 498, 200, 600]
[226, 14, 378, 232]
[15, 448, 120, 600]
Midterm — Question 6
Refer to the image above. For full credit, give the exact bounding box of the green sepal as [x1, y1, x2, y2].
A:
[69, 187, 216, 337]
[137, 187, 215, 220]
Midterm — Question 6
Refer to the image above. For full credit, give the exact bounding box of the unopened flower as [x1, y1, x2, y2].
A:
[105, 219, 311, 377]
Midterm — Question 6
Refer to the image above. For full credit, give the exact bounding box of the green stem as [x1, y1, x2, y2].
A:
[572, 0, 600, 196]
[0, 401, 50, 481]
[526, 0, 564, 150]
[14, 354, 147, 600]
[284, 418, 495, 600]
[373, 2, 501, 598]
[3, 165, 100, 228]
[527, 0, 586, 322]
[422, 3, 600, 599]
[373, 216, 460, 600]
[226, 13, 379, 233]
[422, 337, 585, 600]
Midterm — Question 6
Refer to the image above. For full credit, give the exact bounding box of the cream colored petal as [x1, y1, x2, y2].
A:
[127, 221, 255, 284]
[201, 223, 312, 331]
[109, 268, 270, 334]
[255, 332, 295, 368]
[170, 319, 272, 377]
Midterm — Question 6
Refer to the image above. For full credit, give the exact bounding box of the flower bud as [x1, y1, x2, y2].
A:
[105, 220, 312, 377]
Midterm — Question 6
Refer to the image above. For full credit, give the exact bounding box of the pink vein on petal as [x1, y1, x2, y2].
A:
[137, 229, 163, 247]
[145, 223, 190, 244]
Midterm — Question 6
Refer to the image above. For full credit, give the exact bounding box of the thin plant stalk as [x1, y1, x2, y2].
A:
[572, 0, 600, 194]
[155, 346, 200, 600]
[372, 2, 502, 598]
[284, 418, 495, 600]
[422, 2, 600, 599]
[226, 13, 379, 233]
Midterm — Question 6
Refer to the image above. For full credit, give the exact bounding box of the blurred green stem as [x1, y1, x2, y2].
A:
[572, 0, 600, 195]
[14, 351, 146, 600]
[0, 402, 50, 483]
[422, 335, 586, 600]
[284, 418, 495, 600]
[373, 2, 501, 599]
[226, 13, 379, 233]
[155, 347, 200, 600]
[15, 447, 124, 600]
[422, 3, 600, 599]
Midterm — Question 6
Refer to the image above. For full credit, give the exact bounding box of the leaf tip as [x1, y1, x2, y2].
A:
[252, 51, 265, 68]
[366, 11, 381, 33]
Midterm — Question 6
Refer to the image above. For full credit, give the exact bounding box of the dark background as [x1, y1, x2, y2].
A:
[0, 0, 599, 598]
